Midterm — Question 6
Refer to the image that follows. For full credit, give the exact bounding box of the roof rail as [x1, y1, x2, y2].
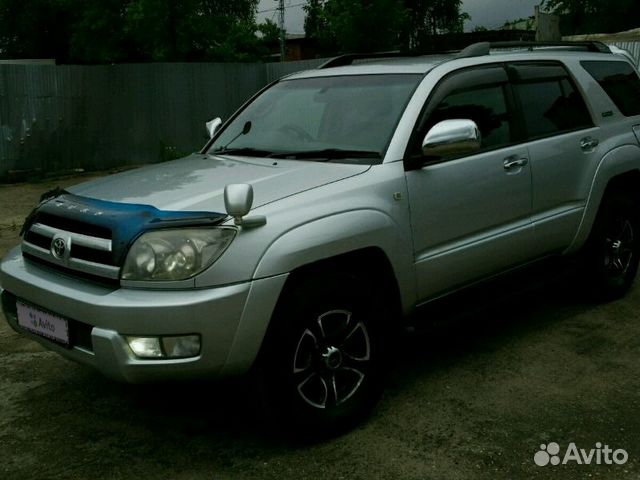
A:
[318, 51, 416, 69]
[455, 42, 490, 59]
[318, 41, 612, 70]
[488, 41, 612, 53]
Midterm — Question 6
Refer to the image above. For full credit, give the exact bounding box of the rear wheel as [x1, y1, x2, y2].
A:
[581, 193, 640, 300]
[260, 272, 386, 436]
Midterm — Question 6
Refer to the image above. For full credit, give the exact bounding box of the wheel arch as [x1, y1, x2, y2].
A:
[280, 246, 404, 319]
[253, 209, 416, 313]
[567, 145, 640, 253]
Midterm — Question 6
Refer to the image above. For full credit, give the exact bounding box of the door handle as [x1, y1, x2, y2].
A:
[503, 156, 528, 170]
[581, 137, 599, 151]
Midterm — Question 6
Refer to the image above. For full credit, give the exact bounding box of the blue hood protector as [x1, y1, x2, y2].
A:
[22, 193, 228, 265]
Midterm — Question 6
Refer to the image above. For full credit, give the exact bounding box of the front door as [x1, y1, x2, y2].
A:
[404, 65, 535, 301]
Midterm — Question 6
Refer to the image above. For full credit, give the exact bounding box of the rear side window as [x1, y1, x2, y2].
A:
[581, 60, 640, 117]
[510, 63, 593, 139]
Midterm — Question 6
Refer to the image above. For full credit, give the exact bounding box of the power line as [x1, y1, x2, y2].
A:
[257, 2, 306, 14]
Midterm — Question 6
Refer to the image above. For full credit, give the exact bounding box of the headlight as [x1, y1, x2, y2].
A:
[121, 228, 236, 281]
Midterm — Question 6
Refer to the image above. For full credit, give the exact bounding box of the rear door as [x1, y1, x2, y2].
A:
[507, 62, 598, 255]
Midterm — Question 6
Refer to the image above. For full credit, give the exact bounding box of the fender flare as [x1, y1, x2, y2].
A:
[567, 144, 640, 254]
[253, 209, 416, 312]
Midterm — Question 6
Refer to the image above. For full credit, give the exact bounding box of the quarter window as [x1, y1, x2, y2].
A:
[581, 60, 640, 117]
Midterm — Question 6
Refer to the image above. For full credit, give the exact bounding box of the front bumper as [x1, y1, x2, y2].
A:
[0, 247, 287, 383]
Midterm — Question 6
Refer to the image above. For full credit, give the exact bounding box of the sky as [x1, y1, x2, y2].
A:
[256, 0, 544, 34]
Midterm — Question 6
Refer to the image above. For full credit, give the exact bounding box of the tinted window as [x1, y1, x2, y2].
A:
[427, 85, 511, 150]
[411, 66, 515, 159]
[512, 64, 593, 139]
[209, 74, 422, 163]
[582, 60, 640, 117]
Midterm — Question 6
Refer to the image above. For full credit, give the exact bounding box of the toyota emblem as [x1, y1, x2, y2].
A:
[51, 237, 67, 259]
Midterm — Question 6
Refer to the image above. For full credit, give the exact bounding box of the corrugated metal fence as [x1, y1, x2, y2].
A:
[610, 41, 640, 65]
[0, 59, 324, 177]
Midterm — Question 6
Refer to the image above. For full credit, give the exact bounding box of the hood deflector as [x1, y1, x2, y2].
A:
[22, 193, 227, 266]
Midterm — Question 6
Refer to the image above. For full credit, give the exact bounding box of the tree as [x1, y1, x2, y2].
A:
[403, 0, 468, 49]
[304, 0, 406, 53]
[257, 18, 281, 45]
[303, 0, 470, 53]
[0, 0, 268, 63]
[123, 0, 261, 61]
[0, 0, 76, 62]
[542, 0, 640, 35]
[70, 0, 131, 63]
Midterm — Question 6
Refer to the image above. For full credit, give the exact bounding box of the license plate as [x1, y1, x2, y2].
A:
[17, 301, 69, 345]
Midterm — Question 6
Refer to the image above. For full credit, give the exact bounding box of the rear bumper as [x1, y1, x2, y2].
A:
[0, 247, 287, 382]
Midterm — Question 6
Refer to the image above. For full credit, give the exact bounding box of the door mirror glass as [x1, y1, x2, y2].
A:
[206, 117, 222, 138]
[422, 119, 481, 159]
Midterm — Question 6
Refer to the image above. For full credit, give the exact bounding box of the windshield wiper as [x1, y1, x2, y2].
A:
[213, 147, 276, 157]
[269, 148, 381, 161]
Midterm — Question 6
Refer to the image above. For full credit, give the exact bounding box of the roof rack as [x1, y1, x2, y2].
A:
[470, 41, 611, 56]
[318, 51, 419, 69]
[318, 41, 612, 69]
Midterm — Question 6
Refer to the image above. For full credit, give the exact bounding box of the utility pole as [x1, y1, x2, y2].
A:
[278, 0, 286, 62]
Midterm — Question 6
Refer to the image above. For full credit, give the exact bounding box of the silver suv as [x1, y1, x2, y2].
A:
[2, 41, 640, 432]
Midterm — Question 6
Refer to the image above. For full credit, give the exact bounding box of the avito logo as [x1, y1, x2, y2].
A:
[535, 442, 628, 467]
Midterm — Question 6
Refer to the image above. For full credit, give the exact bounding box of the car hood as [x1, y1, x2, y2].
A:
[68, 153, 371, 212]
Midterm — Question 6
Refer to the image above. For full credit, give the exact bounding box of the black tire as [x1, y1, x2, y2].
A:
[581, 192, 640, 301]
[259, 271, 386, 437]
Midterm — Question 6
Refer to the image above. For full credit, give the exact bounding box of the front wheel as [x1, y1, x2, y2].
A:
[259, 273, 386, 436]
[581, 193, 640, 300]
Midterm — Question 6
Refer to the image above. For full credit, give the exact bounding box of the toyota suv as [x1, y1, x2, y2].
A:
[2, 41, 640, 433]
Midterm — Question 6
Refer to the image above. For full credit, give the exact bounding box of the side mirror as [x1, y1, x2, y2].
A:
[224, 183, 267, 228]
[422, 119, 481, 159]
[224, 183, 253, 219]
[206, 117, 222, 138]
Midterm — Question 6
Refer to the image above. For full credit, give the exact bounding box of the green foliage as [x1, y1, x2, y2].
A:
[542, 0, 640, 35]
[0, 0, 271, 63]
[0, 0, 76, 62]
[258, 19, 281, 45]
[303, 0, 470, 53]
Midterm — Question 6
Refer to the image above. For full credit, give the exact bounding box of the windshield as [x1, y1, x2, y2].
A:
[208, 74, 422, 163]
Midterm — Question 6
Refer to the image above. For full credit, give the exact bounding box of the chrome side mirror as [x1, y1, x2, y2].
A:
[422, 119, 481, 159]
[206, 117, 222, 138]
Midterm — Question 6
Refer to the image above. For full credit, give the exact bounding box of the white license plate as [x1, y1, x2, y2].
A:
[17, 301, 69, 345]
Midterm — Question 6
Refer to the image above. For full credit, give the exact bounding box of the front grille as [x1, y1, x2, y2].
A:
[21, 217, 121, 281]
[23, 253, 120, 288]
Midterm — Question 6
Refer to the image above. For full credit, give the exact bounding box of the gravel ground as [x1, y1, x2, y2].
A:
[1, 175, 640, 479]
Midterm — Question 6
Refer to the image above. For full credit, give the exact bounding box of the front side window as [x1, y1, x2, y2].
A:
[511, 63, 593, 139]
[410, 66, 514, 158]
[208, 74, 422, 164]
[427, 84, 511, 150]
[581, 60, 640, 117]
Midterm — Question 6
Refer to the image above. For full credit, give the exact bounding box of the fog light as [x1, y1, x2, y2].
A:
[162, 335, 201, 358]
[126, 335, 201, 359]
[126, 337, 163, 358]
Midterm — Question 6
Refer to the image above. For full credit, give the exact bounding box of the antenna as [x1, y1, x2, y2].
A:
[278, 0, 286, 62]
